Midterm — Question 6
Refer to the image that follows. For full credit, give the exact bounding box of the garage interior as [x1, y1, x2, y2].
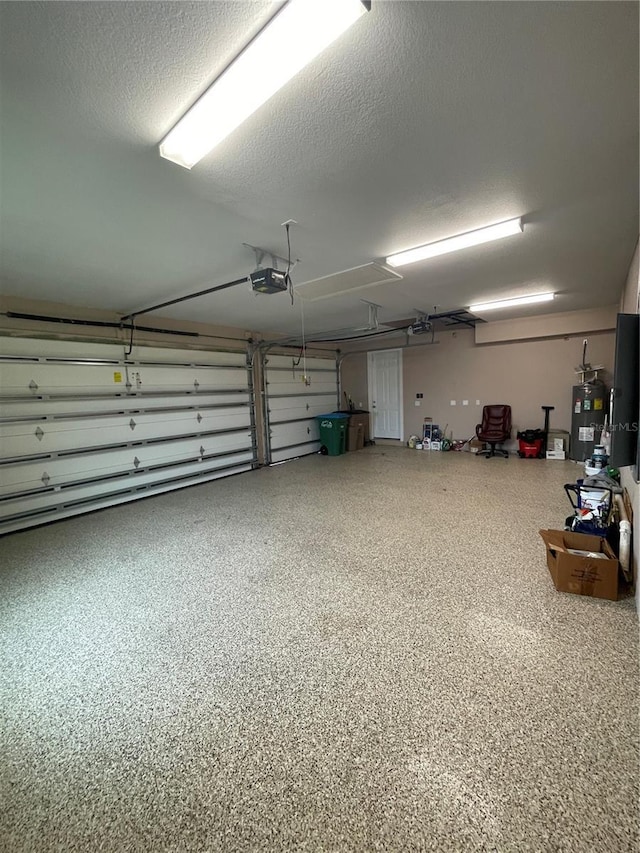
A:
[1, 2, 639, 851]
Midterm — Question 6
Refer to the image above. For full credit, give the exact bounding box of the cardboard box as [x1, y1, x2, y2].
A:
[546, 450, 566, 460]
[539, 529, 620, 601]
[347, 423, 364, 451]
[469, 438, 483, 454]
[348, 413, 369, 446]
[548, 429, 570, 455]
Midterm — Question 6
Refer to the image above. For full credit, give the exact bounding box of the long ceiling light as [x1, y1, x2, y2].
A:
[470, 292, 555, 313]
[159, 0, 370, 169]
[385, 217, 523, 268]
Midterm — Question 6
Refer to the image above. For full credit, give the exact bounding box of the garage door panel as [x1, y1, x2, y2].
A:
[0, 431, 254, 497]
[128, 347, 247, 368]
[266, 379, 337, 396]
[125, 365, 247, 394]
[1, 361, 125, 396]
[0, 452, 254, 525]
[2, 463, 255, 534]
[268, 394, 338, 423]
[264, 355, 336, 372]
[269, 443, 319, 464]
[0, 337, 256, 533]
[267, 393, 337, 410]
[0, 407, 252, 458]
[264, 354, 336, 463]
[0, 362, 249, 397]
[0, 392, 251, 421]
[270, 420, 320, 450]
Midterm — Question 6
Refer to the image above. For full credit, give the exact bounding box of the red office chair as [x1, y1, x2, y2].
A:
[476, 404, 512, 458]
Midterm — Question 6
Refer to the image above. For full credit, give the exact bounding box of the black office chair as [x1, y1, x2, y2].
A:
[476, 404, 512, 458]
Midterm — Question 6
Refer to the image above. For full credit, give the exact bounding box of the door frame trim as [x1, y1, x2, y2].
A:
[367, 348, 403, 440]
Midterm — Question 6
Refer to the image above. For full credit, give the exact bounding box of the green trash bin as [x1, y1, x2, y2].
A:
[316, 413, 349, 456]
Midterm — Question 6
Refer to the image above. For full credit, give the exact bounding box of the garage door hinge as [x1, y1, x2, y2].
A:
[133, 456, 140, 469]
[29, 380, 39, 391]
[41, 472, 50, 486]
[199, 446, 205, 457]
[35, 427, 44, 441]
[197, 413, 203, 423]
[129, 419, 136, 430]
[194, 379, 200, 391]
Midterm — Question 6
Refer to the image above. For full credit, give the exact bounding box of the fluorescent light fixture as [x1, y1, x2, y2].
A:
[159, 0, 369, 169]
[470, 292, 555, 313]
[386, 217, 523, 268]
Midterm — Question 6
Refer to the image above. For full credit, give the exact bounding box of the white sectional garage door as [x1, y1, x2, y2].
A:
[264, 353, 338, 464]
[0, 337, 256, 534]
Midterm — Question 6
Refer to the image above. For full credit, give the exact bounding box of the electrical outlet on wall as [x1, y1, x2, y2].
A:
[450, 400, 456, 406]
[462, 400, 469, 406]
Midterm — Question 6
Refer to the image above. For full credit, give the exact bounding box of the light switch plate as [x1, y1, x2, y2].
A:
[462, 400, 469, 406]
[450, 400, 456, 406]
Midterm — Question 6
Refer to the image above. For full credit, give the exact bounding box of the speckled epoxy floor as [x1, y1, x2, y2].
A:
[1, 447, 638, 852]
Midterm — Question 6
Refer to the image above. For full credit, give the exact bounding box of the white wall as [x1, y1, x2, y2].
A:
[341, 310, 616, 443]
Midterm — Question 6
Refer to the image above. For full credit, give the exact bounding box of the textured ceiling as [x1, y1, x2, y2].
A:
[0, 1, 638, 336]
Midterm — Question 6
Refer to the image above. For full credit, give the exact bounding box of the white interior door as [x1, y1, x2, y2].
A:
[367, 349, 403, 439]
